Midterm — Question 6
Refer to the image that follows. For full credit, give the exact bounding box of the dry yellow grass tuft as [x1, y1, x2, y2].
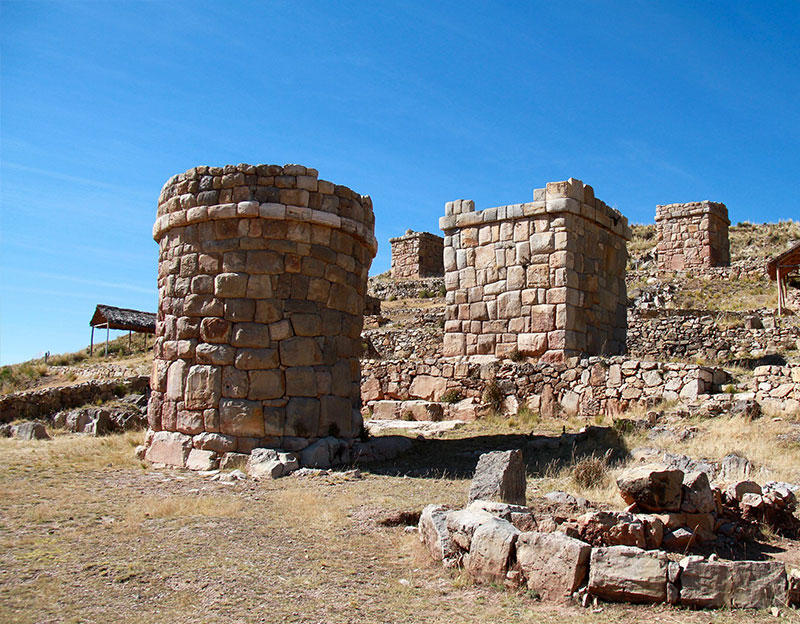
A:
[127, 495, 245, 521]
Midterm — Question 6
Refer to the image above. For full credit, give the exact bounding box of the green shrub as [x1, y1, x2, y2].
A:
[440, 389, 464, 404]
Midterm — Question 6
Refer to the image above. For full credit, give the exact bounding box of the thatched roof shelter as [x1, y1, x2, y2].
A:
[89, 305, 156, 356]
[90, 305, 156, 333]
[766, 241, 800, 314]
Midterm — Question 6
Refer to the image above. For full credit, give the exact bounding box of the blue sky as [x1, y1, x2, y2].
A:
[2, 1, 799, 365]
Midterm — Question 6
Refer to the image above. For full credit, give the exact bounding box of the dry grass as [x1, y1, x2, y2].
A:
[624, 414, 800, 484]
[0, 420, 798, 623]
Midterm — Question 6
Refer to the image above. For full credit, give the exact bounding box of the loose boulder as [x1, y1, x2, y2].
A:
[468, 449, 526, 506]
[681, 471, 715, 514]
[145, 431, 192, 467]
[616, 465, 683, 512]
[247, 448, 299, 479]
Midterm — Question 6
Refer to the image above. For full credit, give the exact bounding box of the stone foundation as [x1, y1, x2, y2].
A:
[146, 163, 377, 464]
[390, 230, 444, 279]
[656, 201, 730, 271]
[440, 178, 630, 362]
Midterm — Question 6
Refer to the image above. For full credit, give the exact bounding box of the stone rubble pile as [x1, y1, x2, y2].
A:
[419, 451, 799, 610]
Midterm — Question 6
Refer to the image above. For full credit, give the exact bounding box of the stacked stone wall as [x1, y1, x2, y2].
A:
[361, 356, 728, 418]
[754, 364, 800, 414]
[0, 376, 149, 423]
[148, 163, 377, 458]
[368, 276, 444, 300]
[656, 202, 730, 271]
[628, 309, 800, 361]
[390, 230, 444, 279]
[440, 179, 630, 362]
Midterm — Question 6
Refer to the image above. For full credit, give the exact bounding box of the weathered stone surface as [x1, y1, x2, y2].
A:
[12, 420, 50, 440]
[577, 511, 647, 548]
[219, 398, 264, 437]
[588, 546, 667, 604]
[446, 508, 494, 551]
[192, 432, 236, 453]
[247, 447, 299, 479]
[516, 531, 591, 602]
[145, 431, 192, 467]
[465, 517, 520, 583]
[299, 436, 350, 468]
[681, 470, 714, 514]
[468, 449, 526, 506]
[616, 465, 683, 512]
[419, 504, 458, 564]
[409, 375, 447, 401]
[186, 448, 218, 471]
[220, 451, 249, 470]
[729, 560, 787, 609]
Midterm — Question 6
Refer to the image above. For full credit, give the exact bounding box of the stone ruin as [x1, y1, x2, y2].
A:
[656, 201, 730, 271]
[440, 178, 630, 362]
[144, 163, 377, 467]
[389, 229, 444, 279]
[420, 451, 799, 610]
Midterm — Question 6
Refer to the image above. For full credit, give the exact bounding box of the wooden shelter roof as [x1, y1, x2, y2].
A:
[767, 241, 800, 281]
[90, 304, 156, 333]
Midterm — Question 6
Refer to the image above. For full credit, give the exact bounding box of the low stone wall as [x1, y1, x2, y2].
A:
[628, 309, 800, 360]
[0, 376, 150, 423]
[754, 364, 800, 414]
[368, 276, 445, 300]
[363, 324, 443, 360]
[361, 356, 728, 417]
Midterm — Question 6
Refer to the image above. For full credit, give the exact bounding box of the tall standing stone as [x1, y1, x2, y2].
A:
[468, 449, 527, 505]
[146, 164, 377, 466]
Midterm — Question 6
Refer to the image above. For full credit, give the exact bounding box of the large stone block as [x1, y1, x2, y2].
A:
[588, 546, 667, 604]
[219, 398, 264, 437]
[465, 517, 519, 583]
[516, 531, 591, 602]
[468, 449, 526, 506]
[617, 465, 683, 512]
[184, 365, 221, 410]
[145, 431, 193, 467]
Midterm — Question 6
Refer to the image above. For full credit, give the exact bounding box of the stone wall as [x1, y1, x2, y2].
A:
[656, 201, 730, 271]
[0, 376, 149, 423]
[147, 163, 377, 461]
[440, 178, 630, 362]
[390, 230, 444, 279]
[368, 276, 444, 300]
[754, 364, 800, 414]
[361, 356, 728, 418]
[628, 309, 800, 361]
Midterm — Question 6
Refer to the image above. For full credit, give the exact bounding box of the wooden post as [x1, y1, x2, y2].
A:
[128, 330, 132, 352]
[90, 326, 94, 356]
[105, 323, 110, 357]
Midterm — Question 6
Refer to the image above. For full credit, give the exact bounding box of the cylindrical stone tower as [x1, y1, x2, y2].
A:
[145, 163, 377, 467]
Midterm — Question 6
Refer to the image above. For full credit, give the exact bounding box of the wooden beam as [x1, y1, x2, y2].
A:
[90, 326, 94, 357]
[105, 323, 110, 357]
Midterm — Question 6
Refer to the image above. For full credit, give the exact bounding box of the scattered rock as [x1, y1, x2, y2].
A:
[681, 471, 715, 514]
[247, 448, 298, 479]
[616, 465, 683, 512]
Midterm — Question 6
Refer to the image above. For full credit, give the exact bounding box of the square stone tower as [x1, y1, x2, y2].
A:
[439, 178, 630, 363]
[655, 201, 730, 271]
[389, 230, 444, 279]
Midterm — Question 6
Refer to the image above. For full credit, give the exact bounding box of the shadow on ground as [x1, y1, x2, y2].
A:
[363, 425, 629, 479]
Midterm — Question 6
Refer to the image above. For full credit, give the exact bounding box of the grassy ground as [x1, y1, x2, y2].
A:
[1, 419, 798, 623]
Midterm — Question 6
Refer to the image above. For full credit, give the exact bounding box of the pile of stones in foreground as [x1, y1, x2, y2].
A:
[419, 450, 800, 610]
